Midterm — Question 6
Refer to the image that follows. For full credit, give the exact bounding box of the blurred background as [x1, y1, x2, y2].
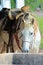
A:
[11, 0, 43, 11]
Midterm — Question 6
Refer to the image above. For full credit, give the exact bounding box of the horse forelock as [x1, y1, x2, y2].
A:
[22, 12, 38, 39]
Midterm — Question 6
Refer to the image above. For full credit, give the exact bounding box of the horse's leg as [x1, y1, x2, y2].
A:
[7, 33, 14, 53]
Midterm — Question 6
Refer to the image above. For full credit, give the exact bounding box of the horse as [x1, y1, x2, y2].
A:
[8, 7, 41, 53]
[0, 6, 41, 53]
[13, 7, 41, 53]
[17, 10, 41, 53]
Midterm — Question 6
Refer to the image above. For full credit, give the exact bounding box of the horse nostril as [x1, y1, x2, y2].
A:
[22, 50, 28, 53]
[25, 50, 28, 53]
[26, 50, 28, 53]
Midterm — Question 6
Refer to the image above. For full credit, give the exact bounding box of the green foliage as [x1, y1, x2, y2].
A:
[25, 0, 43, 11]
[11, 0, 43, 11]
[11, 0, 16, 8]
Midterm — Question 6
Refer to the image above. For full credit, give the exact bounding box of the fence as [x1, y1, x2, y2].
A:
[0, 53, 43, 65]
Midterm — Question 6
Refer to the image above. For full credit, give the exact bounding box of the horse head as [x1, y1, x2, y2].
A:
[17, 11, 41, 53]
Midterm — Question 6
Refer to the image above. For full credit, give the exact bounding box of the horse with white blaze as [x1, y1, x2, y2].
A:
[20, 7, 41, 53]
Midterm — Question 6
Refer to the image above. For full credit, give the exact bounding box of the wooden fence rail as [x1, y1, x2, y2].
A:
[0, 53, 43, 65]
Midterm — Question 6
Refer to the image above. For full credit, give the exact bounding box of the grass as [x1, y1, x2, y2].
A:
[36, 16, 43, 48]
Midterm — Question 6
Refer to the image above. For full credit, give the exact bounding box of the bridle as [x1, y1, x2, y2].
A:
[15, 22, 36, 52]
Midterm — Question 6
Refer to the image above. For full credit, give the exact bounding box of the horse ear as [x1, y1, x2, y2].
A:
[16, 12, 24, 20]
[8, 10, 14, 20]
[8, 9, 24, 20]
[21, 6, 30, 12]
